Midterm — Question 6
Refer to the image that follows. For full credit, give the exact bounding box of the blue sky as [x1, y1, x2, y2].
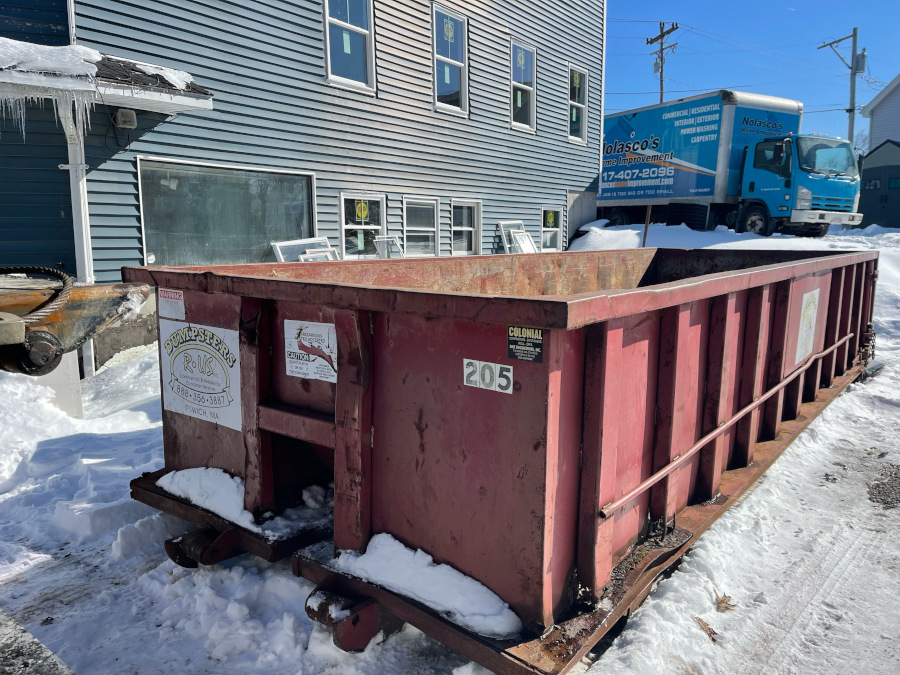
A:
[603, 0, 900, 148]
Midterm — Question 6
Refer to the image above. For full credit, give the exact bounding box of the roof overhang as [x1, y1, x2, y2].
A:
[95, 81, 213, 114]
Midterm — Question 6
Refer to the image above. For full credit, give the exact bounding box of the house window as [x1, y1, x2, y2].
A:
[403, 198, 439, 256]
[511, 42, 536, 131]
[863, 179, 880, 190]
[451, 200, 481, 255]
[890, 177, 900, 190]
[325, 0, 375, 90]
[568, 66, 588, 142]
[433, 5, 467, 113]
[341, 193, 385, 258]
[138, 159, 315, 267]
[541, 209, 563, 251]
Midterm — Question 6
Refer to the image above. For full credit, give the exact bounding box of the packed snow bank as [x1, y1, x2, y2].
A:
[569, 221, 641, 251]
[157, 468, 261, 533]
[332, 533, 523, 639]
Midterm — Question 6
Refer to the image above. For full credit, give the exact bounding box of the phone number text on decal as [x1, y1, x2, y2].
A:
[172, 381, 228, 407]
[602, 166, 675, 181]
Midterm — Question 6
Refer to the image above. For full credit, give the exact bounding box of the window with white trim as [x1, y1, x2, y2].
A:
[433, 5, 467, 113]
[340, 193, 385, 258]
[451, 200, 481, 255]
[541, 208, 563, 251]
[511, 42, 536, 131]
[325, 0, 375, 90]
[403, 198, 439, 256]
[568, 66, 588, 142]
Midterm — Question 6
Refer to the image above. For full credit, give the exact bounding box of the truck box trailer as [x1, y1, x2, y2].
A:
[598, 90, 863, 236]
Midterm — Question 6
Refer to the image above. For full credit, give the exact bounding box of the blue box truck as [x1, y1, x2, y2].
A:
[597, 90, 863, 237]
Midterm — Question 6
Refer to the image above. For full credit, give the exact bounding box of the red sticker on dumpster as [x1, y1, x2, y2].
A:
[508, 326, 543, 363]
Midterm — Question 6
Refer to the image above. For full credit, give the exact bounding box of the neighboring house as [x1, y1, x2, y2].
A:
[1, 0, 604, 285]
[861, 72, 900, 150]
[859, 139, 900, 228]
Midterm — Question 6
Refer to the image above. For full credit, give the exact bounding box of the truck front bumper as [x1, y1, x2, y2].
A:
[790, 210, 863, 228]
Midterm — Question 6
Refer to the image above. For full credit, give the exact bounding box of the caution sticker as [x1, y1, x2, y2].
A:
[508, 326, 544, 363]
[284, 320, 338, 383]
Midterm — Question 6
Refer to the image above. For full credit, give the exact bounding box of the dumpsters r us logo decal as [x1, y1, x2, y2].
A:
[158, 319, 242, 431]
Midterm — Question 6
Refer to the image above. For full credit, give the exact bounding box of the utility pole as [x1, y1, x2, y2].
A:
[818, 27, 866, 140]
[647, 22, 678, 104]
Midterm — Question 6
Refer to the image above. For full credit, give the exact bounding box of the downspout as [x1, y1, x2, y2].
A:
[58, 103, 96, 376]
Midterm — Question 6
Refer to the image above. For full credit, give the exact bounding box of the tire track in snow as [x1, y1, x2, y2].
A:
[726, 527, 875, 674]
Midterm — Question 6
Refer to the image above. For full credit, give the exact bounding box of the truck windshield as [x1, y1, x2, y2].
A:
[796, 137, 858, 178]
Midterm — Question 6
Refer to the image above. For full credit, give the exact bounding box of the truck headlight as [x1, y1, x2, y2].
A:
[796, 186, 812, 210]
[853, 192, 860, 212]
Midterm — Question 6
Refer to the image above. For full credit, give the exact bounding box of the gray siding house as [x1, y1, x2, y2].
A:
[2, 0, 604, 283]
[862, 72, 900, 150]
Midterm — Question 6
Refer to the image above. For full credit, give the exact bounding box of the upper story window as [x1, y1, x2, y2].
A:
[568, 66, 588, 142]
[433, 5, 468, 114]
[511, 42, 536, 131]
[325, 0, 376, 91]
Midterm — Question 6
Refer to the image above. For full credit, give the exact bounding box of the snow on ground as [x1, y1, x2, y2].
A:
[0, 223, 898, 674]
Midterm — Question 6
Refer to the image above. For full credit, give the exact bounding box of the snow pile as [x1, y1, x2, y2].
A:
[0, 37, 100, 77]
[569, 219, 642, 251]
[332, 533, 524, 640]
[157, 468, 261, 533]
[134, 62, 194, 90]
[138, 559, 313, 663]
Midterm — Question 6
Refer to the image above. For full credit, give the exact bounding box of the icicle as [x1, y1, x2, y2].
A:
[0, 76, 96, 139]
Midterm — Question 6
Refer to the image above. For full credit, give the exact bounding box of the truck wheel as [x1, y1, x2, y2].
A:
[739, 205, 774, 236]
[606, 209, 630, 227]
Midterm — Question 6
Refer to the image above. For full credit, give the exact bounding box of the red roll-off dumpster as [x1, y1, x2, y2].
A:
[124, 247, 878, 674]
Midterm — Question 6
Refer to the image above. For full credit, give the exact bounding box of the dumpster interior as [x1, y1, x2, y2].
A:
[171, 248, 844, 298]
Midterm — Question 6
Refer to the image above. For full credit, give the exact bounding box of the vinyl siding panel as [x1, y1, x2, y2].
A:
[869, 88, 900, 149]
[76, 0, 602, 280]
[0, 108, 75, 270]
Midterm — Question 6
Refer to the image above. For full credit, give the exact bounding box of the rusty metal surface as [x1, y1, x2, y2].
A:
[293, 364, 866, 675]
[122, 249, 879, 330]
[130, 470, 331, 562]
[0, 282, 150, 352]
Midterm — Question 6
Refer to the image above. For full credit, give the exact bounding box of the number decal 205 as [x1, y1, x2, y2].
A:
[462, 359, 513, 394]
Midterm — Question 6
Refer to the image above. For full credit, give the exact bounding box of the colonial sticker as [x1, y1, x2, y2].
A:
[508, 325, 544, 363]
[158, 288, 185, 320]
[158, 319, 242, 431]
[795, 288, 820, 365]
[284, 320, 338, 383]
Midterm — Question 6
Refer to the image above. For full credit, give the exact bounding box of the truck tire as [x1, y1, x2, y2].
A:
[738, 205, 774, 237]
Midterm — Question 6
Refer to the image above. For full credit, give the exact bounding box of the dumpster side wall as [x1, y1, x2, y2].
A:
[75, 0, 604, 280]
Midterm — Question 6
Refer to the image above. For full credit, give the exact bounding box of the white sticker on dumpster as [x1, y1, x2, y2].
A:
[159, 319, 242, 431]
[158, 288, 185, 320]
[463, 359, 513, 394]
[284, 320, 338, 383]
[795, 288, 820, 365]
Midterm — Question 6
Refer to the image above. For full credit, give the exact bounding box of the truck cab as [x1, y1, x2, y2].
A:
[739, 134, 863, 236]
